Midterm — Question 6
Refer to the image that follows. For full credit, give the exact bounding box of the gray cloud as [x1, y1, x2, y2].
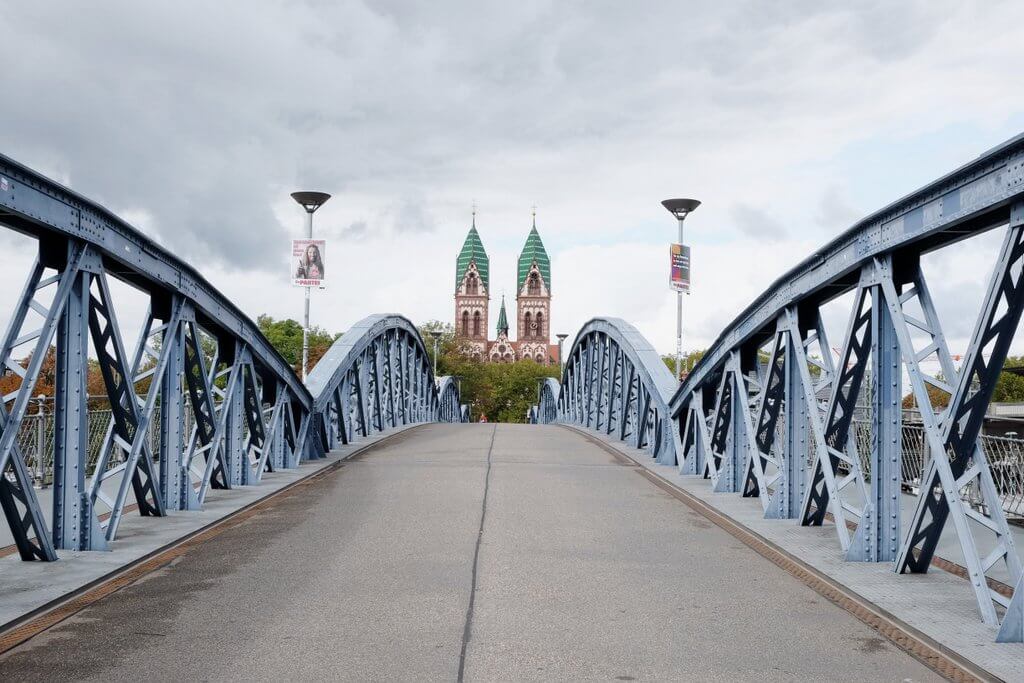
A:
[1, 0, 1022, 356]
[731, 204, 788, 242]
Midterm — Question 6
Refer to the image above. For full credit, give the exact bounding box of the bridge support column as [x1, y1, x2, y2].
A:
[52, 269, 106, 551]
[778, 331, 808, 518]
[225, 359, 245, 486]
[159, 310, 186, 510]
[846, 285, 902, 562]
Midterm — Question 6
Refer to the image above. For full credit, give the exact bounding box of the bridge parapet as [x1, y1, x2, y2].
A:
[544, 318, 678, 464]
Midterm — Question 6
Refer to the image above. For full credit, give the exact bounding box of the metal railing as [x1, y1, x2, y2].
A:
[15, 401, 197, 487]
[843, 420, 1024, 521]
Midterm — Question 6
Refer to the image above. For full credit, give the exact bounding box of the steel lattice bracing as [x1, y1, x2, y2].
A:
[0, 155, 467, 563]
[537, 318, 679, 464]
[531, 378, 559, 424]
[304, 314, 467, 456]
[660, 133, 1024, 641]
[0, 155, 319, 559]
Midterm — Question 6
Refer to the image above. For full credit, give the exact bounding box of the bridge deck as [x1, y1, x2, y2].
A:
[0, 424, 936, 681]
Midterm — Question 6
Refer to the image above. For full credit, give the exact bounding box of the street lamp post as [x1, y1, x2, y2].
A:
[556, 333, 568, 378]
[429, 331, 442, 378]
[661, 198, 701, 381]
[291, 191, 331, 382]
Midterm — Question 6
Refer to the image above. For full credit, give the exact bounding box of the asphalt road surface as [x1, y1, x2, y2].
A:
[0, 424, 938, 681]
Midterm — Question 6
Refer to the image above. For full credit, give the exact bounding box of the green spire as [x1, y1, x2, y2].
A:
[496, 296, 509, 336]
[455, 209, 489, 292]
[517, 209, 550, 292]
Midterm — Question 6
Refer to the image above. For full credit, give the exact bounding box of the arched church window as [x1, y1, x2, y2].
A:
[536, 353, 544, 363]
[467, 273, 478, 295]
[523, 312, 532, 338]
[462, 310, 470, 336]
[473, 311, 481, 336]
[528, 272, 541, 295]
[535, 312, 544, 338]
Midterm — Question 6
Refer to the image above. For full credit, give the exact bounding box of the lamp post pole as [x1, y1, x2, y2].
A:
[291, 191, 331, 382]
[661, 198, 701, 381]
[556, 333, 568, 378]
[429, 331, 442, 378]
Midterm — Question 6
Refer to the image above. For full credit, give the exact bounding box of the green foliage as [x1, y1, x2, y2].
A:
[451, 357, 559, 423]
[419, 322, 559, 423]
[257, 314, 339, 371]
[419, 320, 459, 374]
[991, 356, 1024, 403]
[661, 350, 706, 379]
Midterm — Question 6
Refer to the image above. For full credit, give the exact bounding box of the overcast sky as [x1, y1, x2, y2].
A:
[3, 1, 1024, 360]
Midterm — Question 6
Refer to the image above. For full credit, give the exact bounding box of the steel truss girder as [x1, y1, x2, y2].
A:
[304, 314, 465, 454]
[672, 133, 1024, 414]
[534, 378, 560, 424]
[0, 246, 88, 560]
[798, 270, 875, 557]
[555, 318, 678, 463]
[870, 206, 1024, 631]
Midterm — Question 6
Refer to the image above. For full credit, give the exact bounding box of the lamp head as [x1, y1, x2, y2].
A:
[291, 191, 332, 213]
[661, 198, 701, 220]
[556, 333, 569, 342]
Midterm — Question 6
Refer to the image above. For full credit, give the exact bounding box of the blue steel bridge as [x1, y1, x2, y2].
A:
[2, 135, 1024, 680]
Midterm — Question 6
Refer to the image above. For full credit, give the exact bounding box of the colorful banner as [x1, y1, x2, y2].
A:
[292, 239, 327, 288]
[670, 243, 690, 293]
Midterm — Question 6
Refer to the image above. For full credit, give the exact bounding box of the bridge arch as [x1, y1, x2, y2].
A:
[305, 314, 466, 455]
[540, 317, 678, 464]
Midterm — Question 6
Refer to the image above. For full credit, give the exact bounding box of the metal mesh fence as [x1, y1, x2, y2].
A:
[849, 420, 1024, 520]
[17, 402, 194, 486]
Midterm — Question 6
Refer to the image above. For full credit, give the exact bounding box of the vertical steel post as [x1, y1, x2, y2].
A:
[34, 397, 44, 488]
[781, 332, 808, 518]
[159, 319, 185, 510]
[675, 215, 685, 381]
[855, 285, 901, 561]
[302, 209, 313, 382]
[226, 363, 245, 485]
[52, 270, 104, 550]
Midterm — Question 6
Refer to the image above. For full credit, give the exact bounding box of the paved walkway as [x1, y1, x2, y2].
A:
[0, 424, 937, 681]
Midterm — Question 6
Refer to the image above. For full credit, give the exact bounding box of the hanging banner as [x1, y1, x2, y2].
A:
[669, 243, 690, 293]
[292, 239, 327, 288]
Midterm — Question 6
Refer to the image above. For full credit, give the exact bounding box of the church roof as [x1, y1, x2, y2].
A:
[455, 219, 489, 292]
[496, 296, 509, 335]
[517, 216, 550, 292]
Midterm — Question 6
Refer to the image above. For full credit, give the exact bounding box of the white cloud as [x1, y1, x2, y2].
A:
[2, 1, 1024, 360]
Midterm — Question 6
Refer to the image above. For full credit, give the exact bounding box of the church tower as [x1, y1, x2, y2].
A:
[454, 210, 489, 357]
[516, 209, 553, 363]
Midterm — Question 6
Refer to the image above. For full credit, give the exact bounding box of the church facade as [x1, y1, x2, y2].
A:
[453, 211, 559, 365]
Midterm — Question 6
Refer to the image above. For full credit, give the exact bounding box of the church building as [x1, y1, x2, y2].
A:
[453, 210, 559, 365]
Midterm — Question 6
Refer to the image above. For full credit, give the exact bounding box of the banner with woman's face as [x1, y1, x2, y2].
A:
[291, 239, 327, 288]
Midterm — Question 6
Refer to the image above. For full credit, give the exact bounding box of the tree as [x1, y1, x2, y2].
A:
[257, 314, 340, 373]
[418, 320, 459, 375]
[418, 322, 559, 423]
[661, 350, 706, 379]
